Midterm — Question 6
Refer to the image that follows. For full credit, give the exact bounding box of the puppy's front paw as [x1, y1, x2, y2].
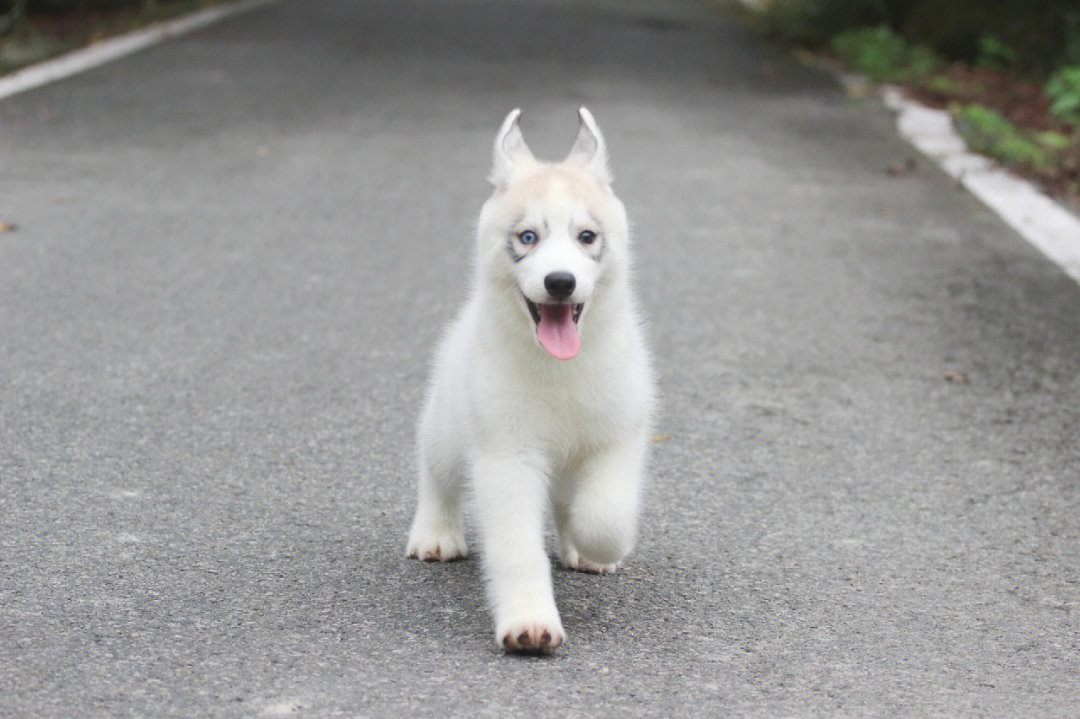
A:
[497, 616, 565, 652]
[405, 526, 467, 562]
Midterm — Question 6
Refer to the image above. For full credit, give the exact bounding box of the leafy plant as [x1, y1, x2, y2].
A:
[976, 34, 1017, 69]
[1035, 130, 1072, 152]
[1046, 65, 1080, 126]
[954, 104, 1052, 167]
[829, 25, 941, 82]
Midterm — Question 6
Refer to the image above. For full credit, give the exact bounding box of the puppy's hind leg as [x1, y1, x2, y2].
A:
[559, 431, 647, 570]
[406, 423, 468, 562]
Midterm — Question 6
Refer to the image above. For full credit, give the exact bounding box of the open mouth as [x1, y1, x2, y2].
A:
[524, 297, 584, 325]
[523, 295, 584, 360]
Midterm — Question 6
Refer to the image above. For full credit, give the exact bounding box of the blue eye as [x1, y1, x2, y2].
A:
[518, 230, 539, 245]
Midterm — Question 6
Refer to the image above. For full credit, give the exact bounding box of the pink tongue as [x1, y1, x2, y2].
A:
[536, 304, 581, 360]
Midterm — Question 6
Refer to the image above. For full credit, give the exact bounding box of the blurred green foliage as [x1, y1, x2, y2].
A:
[1, 0, 204, 71]
[1, 1, 185, 34]
[764, 0, 1080, 78]
[829, 25, 939, 82]
[976, 34, 1016, 71]
[1046, 66, 1080, 126]
[764, 0, 892, 43]
[954, 104, 1058, 167]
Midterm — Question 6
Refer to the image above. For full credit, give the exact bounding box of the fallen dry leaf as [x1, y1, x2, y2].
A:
[886, 158, 917, 176]
[0, 221, 16, 233]
[651, 433, 671, 442]
[943, 370, 969, 384]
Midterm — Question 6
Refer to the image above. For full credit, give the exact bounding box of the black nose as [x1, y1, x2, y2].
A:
[544, 271, 576, 299]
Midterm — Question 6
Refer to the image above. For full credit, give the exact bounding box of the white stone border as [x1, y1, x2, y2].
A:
[880, 84, 1080, 284]
[0, 0, 278, 102]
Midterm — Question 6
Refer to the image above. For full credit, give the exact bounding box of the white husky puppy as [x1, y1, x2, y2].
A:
[406, 107, 654, 652]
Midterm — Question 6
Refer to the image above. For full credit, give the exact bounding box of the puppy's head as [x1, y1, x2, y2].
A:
[477, 108, 630, 361]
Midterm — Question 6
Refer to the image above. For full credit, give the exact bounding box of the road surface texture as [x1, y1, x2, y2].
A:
[2, 1, 1078, 717]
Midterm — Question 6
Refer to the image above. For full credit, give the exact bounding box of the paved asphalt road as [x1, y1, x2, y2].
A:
[2, 1, 1079, 716]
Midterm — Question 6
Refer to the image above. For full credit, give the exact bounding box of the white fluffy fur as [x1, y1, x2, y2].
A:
[406, 107, 654, 652]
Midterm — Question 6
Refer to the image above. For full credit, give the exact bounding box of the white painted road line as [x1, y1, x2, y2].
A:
[0, 0, 278, 102]
[883, 86, 1080, 284]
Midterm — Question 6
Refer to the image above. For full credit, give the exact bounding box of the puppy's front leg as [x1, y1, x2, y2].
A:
[472, 453, 564, 651]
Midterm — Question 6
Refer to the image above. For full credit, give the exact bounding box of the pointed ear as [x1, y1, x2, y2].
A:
[566, 106, 611, 185]
[489, 108, 535, 189]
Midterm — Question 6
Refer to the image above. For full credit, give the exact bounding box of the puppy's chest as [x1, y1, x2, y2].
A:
[498, 371, 634, 446]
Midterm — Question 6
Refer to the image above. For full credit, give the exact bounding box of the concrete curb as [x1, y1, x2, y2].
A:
[877, 83, 1080, 284]
[0, 0, 279, 102]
